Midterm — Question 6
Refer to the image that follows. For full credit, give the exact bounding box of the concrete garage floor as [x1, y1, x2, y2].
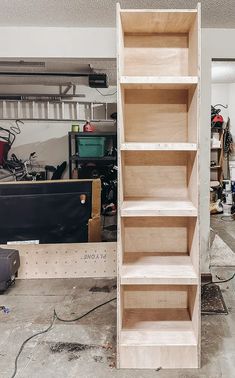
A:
[211, 214, 235, 251]
[0, 273, 235, 378]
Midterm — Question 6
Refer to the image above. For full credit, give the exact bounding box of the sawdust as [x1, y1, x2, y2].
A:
[50, 342, 94, 354]
[93, 355, 104, 363]
[89, 285, 116, 293]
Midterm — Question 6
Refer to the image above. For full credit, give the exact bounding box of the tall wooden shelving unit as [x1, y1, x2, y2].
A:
[117, 4, 201, 369]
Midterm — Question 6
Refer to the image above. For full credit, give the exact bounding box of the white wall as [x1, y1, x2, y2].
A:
[0, 27, 116, 58]
[212, 83, 235, 137]
[211, 84, 229, 120]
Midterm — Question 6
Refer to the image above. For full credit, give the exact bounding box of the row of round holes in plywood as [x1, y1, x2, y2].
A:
[23, 270, 117, 274]
[23, 249, 115, 254]
[22, 269, 117, 277]
[24, 260, 116, 265]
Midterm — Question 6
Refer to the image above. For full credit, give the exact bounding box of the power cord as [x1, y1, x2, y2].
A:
[11, 312, 56, 378]
[10, 120, 23, 136]
[54, 297, 116, 322]
[202, 272, 235, 289]
[11, 297, 116, 378]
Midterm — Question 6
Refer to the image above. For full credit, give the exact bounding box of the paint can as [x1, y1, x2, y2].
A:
[71, 124, 80, 132]
[224, 191, 233, 205]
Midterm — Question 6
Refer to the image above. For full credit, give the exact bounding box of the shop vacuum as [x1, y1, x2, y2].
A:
[0, 248, 20, 293]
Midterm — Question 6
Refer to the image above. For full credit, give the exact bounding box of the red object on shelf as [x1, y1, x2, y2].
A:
[83, 121, 95, 132]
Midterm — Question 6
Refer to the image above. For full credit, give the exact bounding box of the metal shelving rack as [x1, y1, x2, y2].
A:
[210, 127, 224, 185]
[68, 131, 117, 178]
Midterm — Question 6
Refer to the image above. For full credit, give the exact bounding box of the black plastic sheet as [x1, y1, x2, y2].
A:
[0, 181, 92, 244]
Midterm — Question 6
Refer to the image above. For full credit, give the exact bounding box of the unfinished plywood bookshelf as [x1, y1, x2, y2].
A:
[117, 4, 201, 369]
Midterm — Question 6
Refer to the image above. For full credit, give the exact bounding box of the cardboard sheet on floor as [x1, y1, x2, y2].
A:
[210, 233, 235, 267]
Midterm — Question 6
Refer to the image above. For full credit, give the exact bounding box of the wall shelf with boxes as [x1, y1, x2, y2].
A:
[117, 3, 200, 369]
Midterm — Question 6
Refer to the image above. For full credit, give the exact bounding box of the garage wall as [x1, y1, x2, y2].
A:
[0, 84, 117, 178]
[211, 84, 229, 120]
[6, 120, 116, 179]
[212, 83, 235, 136]
[0, 27, 116, 58]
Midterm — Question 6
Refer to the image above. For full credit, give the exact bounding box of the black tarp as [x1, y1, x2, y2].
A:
[0, 181, 92, 244]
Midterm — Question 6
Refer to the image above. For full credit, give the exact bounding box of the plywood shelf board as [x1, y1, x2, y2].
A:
[121, 76, 198, 89]
[121, 255, 198, 285]
[123, 308, 191, 325]
[124, 251, 188, 257]
[121, 199, 197, 217]
[121, 142, 197, 151]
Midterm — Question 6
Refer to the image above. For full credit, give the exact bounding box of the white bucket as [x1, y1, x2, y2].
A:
[223, 203, 232, 216]
[224, 191, 233, 205]
[229, 161, 235, 181]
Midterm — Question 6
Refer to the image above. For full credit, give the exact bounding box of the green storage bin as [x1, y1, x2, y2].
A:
[77, 136, 105, 158]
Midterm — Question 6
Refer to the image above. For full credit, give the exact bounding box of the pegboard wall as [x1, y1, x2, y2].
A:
[1, 242, 117, 279]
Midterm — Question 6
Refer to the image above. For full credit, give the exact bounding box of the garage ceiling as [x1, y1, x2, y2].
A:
[0, 0, 234, 28]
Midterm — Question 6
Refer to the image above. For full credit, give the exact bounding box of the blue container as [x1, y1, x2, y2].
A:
[77, 137, 105, 158]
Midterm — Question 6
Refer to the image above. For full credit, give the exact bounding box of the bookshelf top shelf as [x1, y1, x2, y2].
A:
[121, 255, 198, 285]
[120, 9, 198, 34]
